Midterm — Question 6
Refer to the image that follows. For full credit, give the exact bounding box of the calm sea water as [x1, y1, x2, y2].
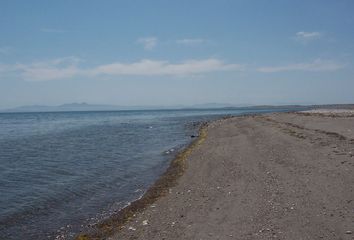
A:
[0, 108, 297, 239]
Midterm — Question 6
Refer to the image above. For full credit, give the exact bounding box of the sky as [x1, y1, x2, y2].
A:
[0, 0, 354, 109]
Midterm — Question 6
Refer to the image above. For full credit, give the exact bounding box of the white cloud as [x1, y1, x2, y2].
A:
[257, 59, 345, 73]
[94, 59, 243, 76]
[176, 38, 209, 46]
[40, 28, 66, 33]
[0, 57, 244, 81]
[0, 57, 82, 81]
[21, 65, 80, 81]
[295, 31, 322, 43]
[2, 56, 344, 81]
[136, 37, 158, 50]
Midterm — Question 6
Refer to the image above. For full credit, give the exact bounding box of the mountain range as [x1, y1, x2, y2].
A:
[0, 102, 318, 113]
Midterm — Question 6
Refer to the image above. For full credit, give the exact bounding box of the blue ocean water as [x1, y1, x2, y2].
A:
[0, 108, 297, 239]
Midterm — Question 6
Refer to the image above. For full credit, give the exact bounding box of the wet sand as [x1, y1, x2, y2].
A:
[107, 112, 354, 240]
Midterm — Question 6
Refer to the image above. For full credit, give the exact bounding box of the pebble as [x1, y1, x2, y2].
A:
[345, 231, 352, 234]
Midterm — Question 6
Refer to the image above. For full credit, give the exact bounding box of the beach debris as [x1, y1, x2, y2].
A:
[128, 226, 136, 231]
[171, 221, 176, 226]
[187, 189, 191, 193]
[142, 220, 148, 226]
[346, 230, 352, 234]
[165, 148, 176, 154]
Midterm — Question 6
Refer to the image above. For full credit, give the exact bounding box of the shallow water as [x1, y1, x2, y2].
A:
[0, 108, 298, 239]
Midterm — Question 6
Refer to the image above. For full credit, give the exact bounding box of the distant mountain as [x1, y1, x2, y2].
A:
[1, 103, 173, 112]
[2, 103, 114, 112]
[0, 102, 322, 113]
[189, 103, 250, 109]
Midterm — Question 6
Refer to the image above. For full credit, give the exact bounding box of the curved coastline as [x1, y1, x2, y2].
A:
[75, 122, 209, 240]
[109, 111, 354, 240]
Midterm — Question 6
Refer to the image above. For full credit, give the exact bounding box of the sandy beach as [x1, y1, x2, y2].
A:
[82, 111, 354, 240]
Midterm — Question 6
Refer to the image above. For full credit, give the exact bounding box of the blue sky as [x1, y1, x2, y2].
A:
[0, 0, 354, 108]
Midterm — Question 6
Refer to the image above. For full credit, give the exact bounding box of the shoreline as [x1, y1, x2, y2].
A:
[75, 122, 209, 240]
[110, 111, 354, 240]
[73, 112, 302, 240]
[74, 112, 287, 240]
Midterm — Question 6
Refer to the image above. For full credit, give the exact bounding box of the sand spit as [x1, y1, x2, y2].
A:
[301, 109, 354, 117]
[87, 112, 354, 240]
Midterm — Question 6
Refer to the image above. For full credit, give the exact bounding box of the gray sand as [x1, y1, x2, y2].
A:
[111, 112, 354, 240]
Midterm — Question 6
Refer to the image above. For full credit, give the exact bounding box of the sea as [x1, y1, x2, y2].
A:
[0, 108, 300, 239]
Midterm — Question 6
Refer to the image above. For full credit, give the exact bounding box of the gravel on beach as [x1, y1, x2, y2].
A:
[110, 112, 354, 240]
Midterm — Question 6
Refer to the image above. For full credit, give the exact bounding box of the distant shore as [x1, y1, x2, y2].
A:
[79, 110, 354, 240]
